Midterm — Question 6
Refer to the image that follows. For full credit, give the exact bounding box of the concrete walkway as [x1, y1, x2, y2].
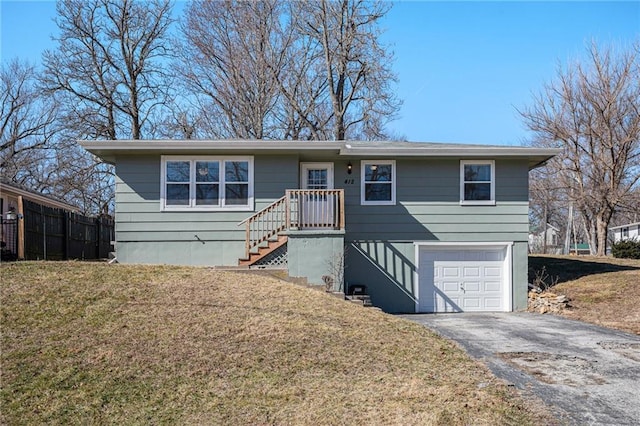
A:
[400, 312, 640, 426]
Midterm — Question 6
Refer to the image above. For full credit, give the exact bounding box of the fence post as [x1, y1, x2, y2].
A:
[63, 211, 69, 260]
[95, 217, 102, 259]
[41, 204, 47, 260]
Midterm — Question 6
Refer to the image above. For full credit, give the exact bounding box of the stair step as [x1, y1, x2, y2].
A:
[345, 295, 373, 307]
[239, 235, 288, 266]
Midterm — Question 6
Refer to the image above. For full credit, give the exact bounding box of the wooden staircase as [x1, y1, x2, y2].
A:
[237, 189, 345, 267]
[238, 235, 288, 266]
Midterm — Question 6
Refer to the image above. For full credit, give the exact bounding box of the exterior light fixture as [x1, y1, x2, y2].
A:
[5, 208, 17, 220]
[347, 161, 353, 174]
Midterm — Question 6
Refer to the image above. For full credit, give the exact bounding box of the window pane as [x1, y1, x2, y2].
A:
[166, 161, 190, 182]
[196, 161, 219, 183]
[307, 169, 327, 189]
[307, 169, 328, 189]
[225, 183, 249, 205]
[196, 184, 219, 205]
[365, 164, 392, 182]
[166, 184, 190, 205]
[464, 183, 491, 200]
[464, 164, 491, 182]
[365, 182, 392, 201]
[225, 161, 249, 182]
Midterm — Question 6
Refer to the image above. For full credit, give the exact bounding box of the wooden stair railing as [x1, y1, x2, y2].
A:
[286, 189, 345, 230]
[238, 195, 287, 260]
[238, 189, 345, 265]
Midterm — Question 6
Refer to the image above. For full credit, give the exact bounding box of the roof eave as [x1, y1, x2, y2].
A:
[610, 222, 640, 230]
[0, 182, 79, 212]
[79, 140, 561, 167]
[79, 140, 344, 163]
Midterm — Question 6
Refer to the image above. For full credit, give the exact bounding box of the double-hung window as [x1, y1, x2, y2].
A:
[161, 156, 253, 211]
[460, 160, 495, 205]
[361, 160, 396, 205]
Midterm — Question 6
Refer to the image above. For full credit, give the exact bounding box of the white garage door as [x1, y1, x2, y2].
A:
[418, 247, 507, 312]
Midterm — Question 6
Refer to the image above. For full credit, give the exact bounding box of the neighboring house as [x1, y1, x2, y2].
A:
[528, 224, 562, 254]
[610, 222, 640, 243]
[81, 140, 558, 313]
[1, 180, 78, 259]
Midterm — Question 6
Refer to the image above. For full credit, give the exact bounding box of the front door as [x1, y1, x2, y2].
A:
[300, 163, 334, 227]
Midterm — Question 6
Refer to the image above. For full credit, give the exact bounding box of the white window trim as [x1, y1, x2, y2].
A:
[361, 160, 396, 206]
[160, 155, 254, 212]
[300, 162, 334, 189]
[460, 159, 495, 206]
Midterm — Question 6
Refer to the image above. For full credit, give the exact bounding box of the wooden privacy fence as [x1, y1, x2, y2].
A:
[23, 199, 114, 260]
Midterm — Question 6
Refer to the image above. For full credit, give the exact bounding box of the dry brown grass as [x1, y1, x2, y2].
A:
[529, 255, 640, 335]
[1, 262, 553, 425]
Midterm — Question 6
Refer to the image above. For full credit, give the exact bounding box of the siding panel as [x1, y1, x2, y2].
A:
[114, 154, 299, 264]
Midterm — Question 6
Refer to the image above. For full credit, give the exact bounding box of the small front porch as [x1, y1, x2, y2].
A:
[238, 189, 345, 290]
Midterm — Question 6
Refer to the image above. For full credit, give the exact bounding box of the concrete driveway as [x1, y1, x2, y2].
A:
[400, 312, 640, 426]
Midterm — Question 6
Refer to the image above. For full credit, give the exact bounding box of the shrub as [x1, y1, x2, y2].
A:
[612, 239, 640, 259]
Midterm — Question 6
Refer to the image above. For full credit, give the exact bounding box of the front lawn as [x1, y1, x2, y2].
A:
[1, 262, 551, 425]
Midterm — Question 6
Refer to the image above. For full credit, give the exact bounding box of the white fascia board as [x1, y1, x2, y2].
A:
[79, 140, 343, 164]
[80, 140, 342, 151]
[340, 146, 560, 157]
[610, 222, 640, 230]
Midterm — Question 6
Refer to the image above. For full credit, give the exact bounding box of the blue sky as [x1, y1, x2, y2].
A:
[1, 0, 638, 145]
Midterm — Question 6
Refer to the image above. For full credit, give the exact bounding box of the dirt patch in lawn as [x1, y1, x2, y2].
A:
[529, 256, 640, 335]
[1, 262, 554, 425]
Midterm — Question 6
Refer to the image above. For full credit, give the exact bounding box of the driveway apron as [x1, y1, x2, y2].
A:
[401, 312, 640, 426]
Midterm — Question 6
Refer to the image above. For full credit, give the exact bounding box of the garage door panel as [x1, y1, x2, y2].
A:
[485, 281, 502, 292]
[463, 266, 480, 277]
[484, 266, 502, 277]
[485, 298, 502, 308]
[418, 247, 507, 313]
[463, 298, 481, 309]
[436, 295, 461, 313]
[442, 281, 459, 292]
[464, 281, 481, 292]
[442, 266, 459, 277]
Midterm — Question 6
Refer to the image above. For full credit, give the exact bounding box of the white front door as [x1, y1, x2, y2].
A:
[300, 163, 334, 227]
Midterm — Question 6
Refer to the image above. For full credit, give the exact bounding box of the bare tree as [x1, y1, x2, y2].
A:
[521, 42, 640, 256]
[179, 0, 285, 139]
[178, 0, 400, 140]
[0, 59, 58, 185]
[528, 166, 564, 254]
[295, 0, 400, 140]
[42, 0, 174, 140]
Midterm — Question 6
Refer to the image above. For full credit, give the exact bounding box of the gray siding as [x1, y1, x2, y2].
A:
[341, 158, 530, 313]
[114, 154, 299, 265]
[114, 154, 531, 312]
